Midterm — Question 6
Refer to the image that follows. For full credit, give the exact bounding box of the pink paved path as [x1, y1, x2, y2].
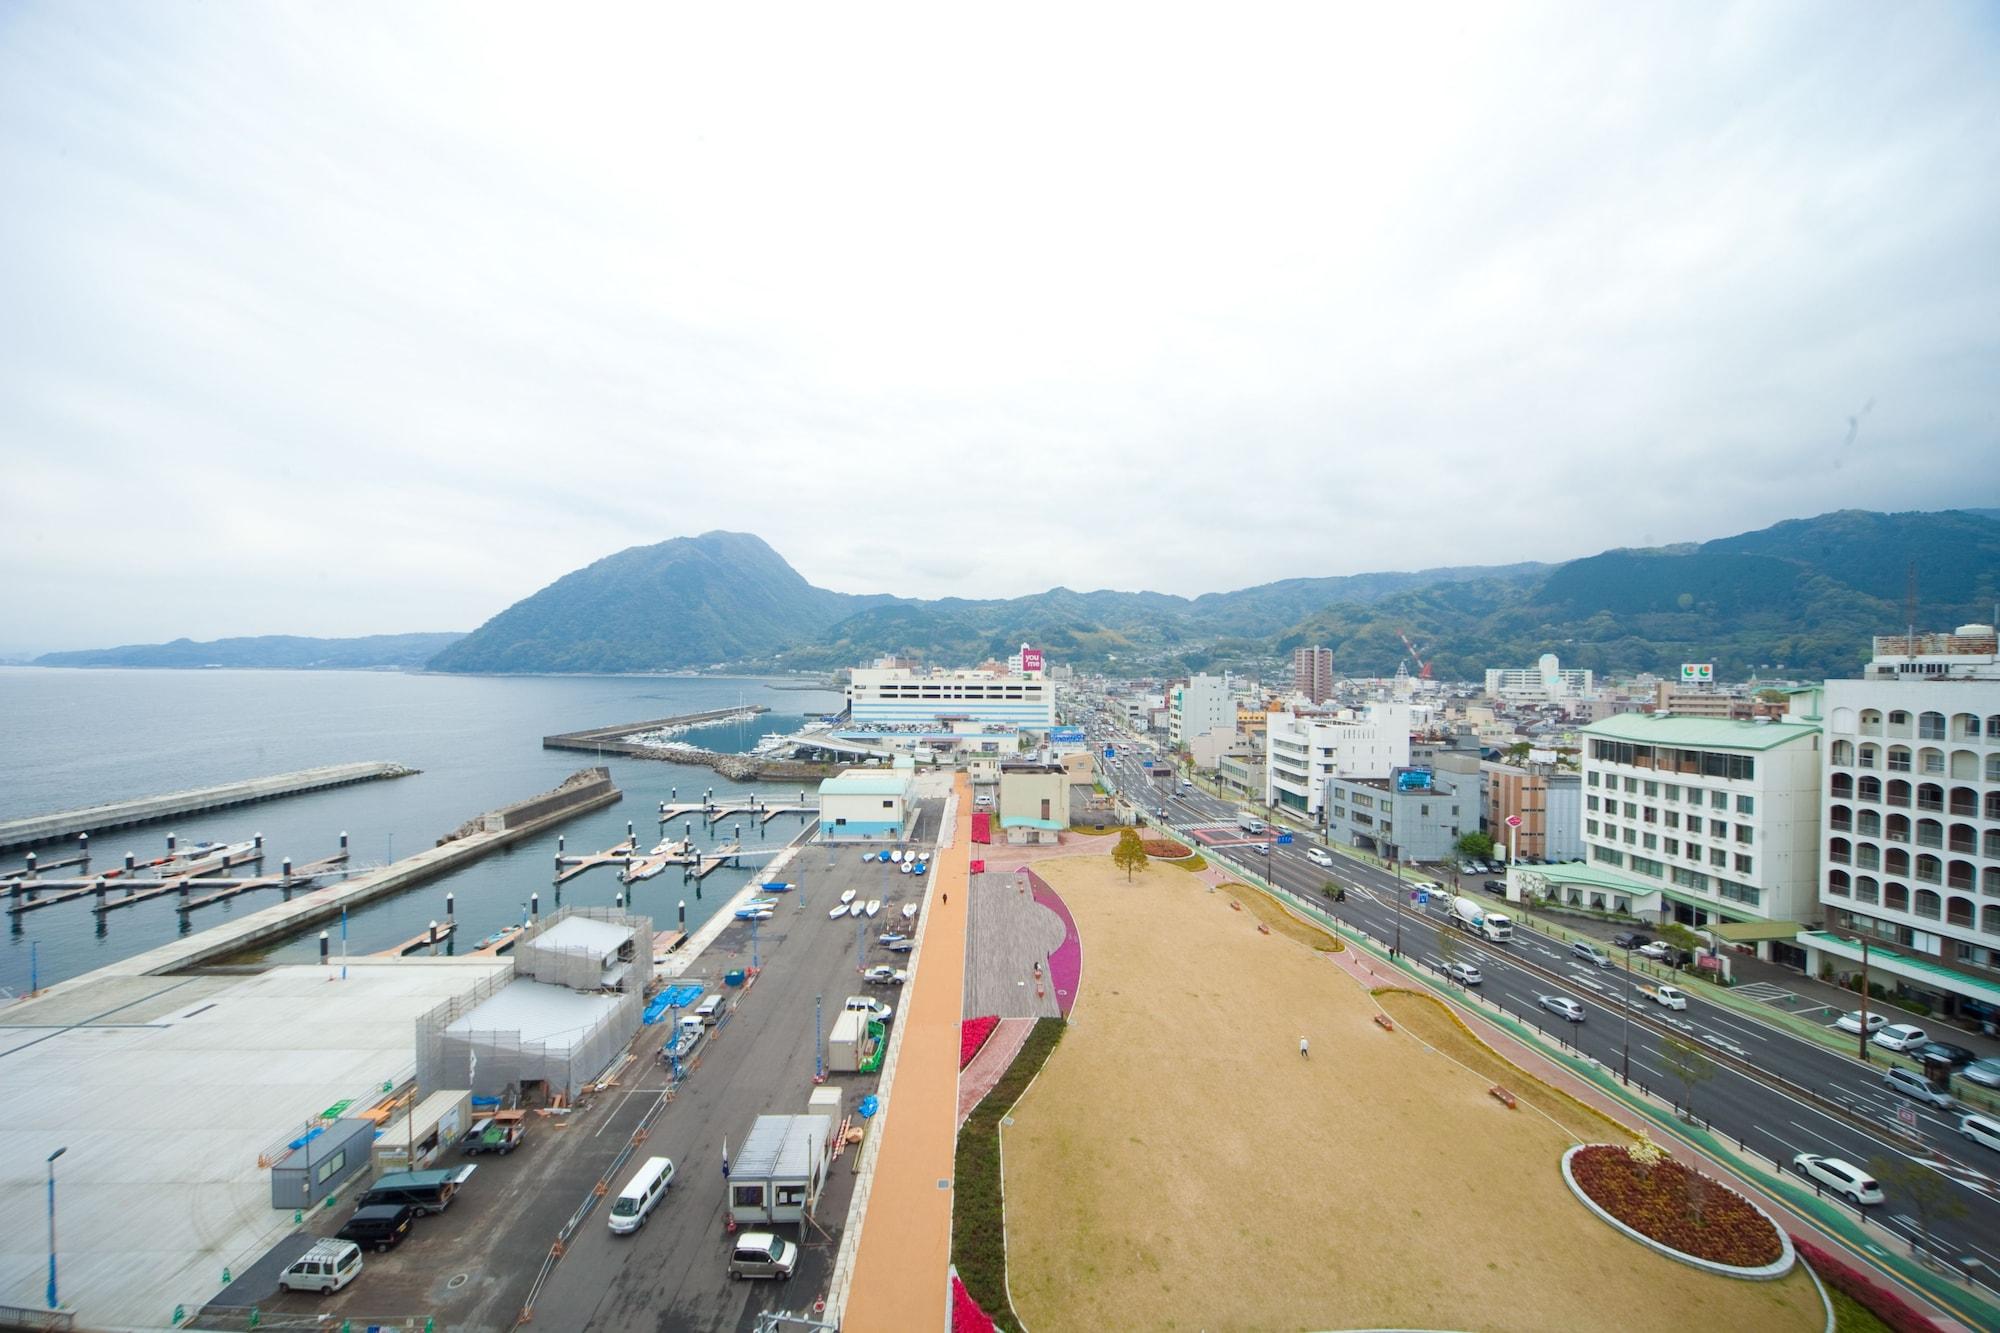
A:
[956, 1017, 1035, 1128]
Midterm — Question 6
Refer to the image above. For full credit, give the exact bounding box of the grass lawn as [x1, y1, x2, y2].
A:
[1000, 854, 1826, 1332]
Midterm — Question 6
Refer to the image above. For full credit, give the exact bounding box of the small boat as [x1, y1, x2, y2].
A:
[761, 881, 794, 893]
[736, 906, 774, 921]
[840, 888, 856, 905]
[865, 899, 882, 917]
[623, 861, 664, 883]
[899, 861, 913, 874]
[901, 903, 918, 920]
[828, 903, 849, 920]
[649, 838, 679, 855]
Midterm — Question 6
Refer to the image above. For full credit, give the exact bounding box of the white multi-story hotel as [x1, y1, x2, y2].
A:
[1486, 653, 1594, 705]
[1552, 707, 1823, 960]
[1266, 703, 1412, 823]
[847, 658, 1056, 729]
[1800, 627, 2000, 1028]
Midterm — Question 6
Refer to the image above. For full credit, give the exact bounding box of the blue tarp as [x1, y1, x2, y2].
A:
[857, 1095, 880, 1119]
[644, 983, 705, 1023]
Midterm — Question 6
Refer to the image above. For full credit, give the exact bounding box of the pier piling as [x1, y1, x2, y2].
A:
[320, 931, 328, 963]
[446, 892, 454, 919]
[530, 892, 540, 919]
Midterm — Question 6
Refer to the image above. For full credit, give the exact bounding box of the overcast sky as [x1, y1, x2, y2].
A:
[2, 3, 1996, 652]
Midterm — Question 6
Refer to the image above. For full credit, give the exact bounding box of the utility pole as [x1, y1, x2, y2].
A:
[1621, 944, 1633, 1084]
[1388, 844, 1404, 960]
[1858, 934, 1872, 1063]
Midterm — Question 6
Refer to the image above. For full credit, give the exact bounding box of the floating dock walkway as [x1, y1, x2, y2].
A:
[657, 795, 820, 828]
[0, 762, 418, 852]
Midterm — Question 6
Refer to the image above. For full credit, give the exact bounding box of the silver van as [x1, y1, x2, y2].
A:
[729, 1231, 798, 1280]
[695, 994, 727, 1025]
[1959, 1111, 2000, 1153]
[277, 1239, 362, 1294]
[608, 1156, 675, 1234]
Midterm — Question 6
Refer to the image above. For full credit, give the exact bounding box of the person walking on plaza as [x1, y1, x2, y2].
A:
[1299, 1035, 1309, 1059]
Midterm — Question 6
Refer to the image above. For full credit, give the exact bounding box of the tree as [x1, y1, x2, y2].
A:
[1112, 828, 1149, 882]
[1320, 879, 1340, 899]
[1656, 922, 1702, 972]
[1455, 831, 1495, 860]
[1868, 1155, 1970, 1263]
[1437, 911, 1463, 974]
[1661, 1035, 1716, 1121]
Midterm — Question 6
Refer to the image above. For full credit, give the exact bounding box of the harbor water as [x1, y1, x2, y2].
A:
[0, 667, 844, 994]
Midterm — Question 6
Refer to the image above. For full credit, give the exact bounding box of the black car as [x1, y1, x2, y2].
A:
[1481, 879, 1506, 895]
[1611, 931, 1652, 950]
[337, 1203, 416, 1252]
[1915, 1041, 1978, 1068]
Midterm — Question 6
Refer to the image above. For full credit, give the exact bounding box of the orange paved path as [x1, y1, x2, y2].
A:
[843, 775, 971, 1332]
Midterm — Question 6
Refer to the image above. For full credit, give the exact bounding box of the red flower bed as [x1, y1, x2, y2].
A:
[1791, 1235, 1945, 1333]
[1569, 1145, 1782, 1267]
[961, 1015, 1000, 1069]
[1139, 839, 1191, 858]
[951, 1274, 997, 1333]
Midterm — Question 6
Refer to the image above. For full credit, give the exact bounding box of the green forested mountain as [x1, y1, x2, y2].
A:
[423, 508, 1998, 678]
[34, 632, 464, 670]
[428, 531, 892, 673]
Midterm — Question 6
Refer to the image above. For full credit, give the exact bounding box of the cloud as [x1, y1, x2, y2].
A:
[1, 2, 1996, 649]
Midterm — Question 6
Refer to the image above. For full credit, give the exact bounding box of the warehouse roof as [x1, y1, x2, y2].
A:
[819, 772, 912, 797]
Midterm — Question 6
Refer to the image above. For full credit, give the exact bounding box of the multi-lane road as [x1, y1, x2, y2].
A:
[1088, 727, 2000, 1291]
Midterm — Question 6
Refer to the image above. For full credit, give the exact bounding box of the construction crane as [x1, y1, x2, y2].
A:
[1397, 631, 1433, 680]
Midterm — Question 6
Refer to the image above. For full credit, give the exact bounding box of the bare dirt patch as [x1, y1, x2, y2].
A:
[1001, 855, 1824, 1333]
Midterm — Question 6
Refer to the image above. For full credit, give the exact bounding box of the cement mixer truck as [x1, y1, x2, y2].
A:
[1449, 895, 1513, 943]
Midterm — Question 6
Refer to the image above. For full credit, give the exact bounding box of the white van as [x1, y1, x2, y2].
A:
[278, 1239, 363, 1294]
[695, 994, 727, 1026]
[1961, 1112, 2000, 1154]
[608, 1156, 676, 1234]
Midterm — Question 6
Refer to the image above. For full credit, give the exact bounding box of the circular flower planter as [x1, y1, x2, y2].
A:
[1139, 840, 1191, 859]
[1562, 1145, 1793, 1280]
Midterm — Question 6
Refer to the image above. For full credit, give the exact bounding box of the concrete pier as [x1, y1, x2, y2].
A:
[25, 769, 621, 1000]
[0, 762, 417, 852]
[541, 707, 769, 755]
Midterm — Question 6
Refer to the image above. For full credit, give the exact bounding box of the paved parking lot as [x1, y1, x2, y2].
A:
[207, 806, 939, 1332]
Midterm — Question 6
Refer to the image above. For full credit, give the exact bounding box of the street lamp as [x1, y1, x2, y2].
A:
[1621, 944, 1634, 1085]
[46, 1145, 66, 1310]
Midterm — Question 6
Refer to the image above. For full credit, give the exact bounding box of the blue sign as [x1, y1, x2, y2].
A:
[1276, 833, 1292, 844]
[1103, 748, 1116, 759]
[1394, 769, 1435, 792]
[1414, 890, 1428, 905]
[1141, 760, 1153, 769]
[1052, 727, 1086, 747]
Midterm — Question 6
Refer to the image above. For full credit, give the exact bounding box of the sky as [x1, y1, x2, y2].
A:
[2, 3, 1997, 652]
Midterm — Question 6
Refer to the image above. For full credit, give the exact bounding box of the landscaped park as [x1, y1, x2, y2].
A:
[965, 848, 1830, 1332]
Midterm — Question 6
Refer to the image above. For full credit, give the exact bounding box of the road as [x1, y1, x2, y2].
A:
[1088, 726, 2000, 1287]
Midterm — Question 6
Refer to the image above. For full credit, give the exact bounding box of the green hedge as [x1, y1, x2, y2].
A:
[952, 1017, 1068, 1332]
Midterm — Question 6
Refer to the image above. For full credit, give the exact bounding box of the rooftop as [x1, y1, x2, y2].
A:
[529, 914, 632, 956]
[819, 772, 912, 797]
[1580, 712, 1819, 752]
[443, 977, 625, 1050]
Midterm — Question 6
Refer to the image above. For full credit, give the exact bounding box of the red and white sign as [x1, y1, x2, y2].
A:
[1505, 815, 1523, 829]
[1021, 648, 1044, 673]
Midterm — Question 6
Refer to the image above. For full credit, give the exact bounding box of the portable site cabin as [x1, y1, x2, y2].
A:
[805, 1085, 843, 1126]
[371, 1090, 474, 1174]
[827, 1010, 868, 1073]
[269, 1117, 376, 1210]
[728, 1114, 831, 1228]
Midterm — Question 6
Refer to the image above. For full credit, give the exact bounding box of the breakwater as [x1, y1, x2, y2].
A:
[0, 762, 419, 853]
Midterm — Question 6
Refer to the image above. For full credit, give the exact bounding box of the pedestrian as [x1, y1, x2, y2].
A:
[1300, 1035, 1309, 1059]
[943, 892, 948, 905]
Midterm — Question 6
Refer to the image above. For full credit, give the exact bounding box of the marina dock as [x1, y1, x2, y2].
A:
[7, 850, 353, 916]
[553, 838, 638, 885]
[657, 795, 820, 827]
[0, 761, 418, 852]
[376, 919, 457, 957]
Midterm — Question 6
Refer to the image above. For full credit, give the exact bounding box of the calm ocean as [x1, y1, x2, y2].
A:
[0, 667, 845, 994]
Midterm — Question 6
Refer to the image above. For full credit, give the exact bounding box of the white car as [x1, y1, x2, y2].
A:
[1447, 962, 1482, 986]
[1538, 994, 1586, 1022]
[1635, 942, 1672, 960]
[1833, 1011, 1887, 1036]
[862, 966, 909, 986]
[1791, 1154, 1883, 1206]
[1305, 847, 1333, 867]
[1871, 1023, 1929, 1052]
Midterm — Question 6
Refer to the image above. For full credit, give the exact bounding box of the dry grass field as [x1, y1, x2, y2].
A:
[1001, 855, 1824, 1332]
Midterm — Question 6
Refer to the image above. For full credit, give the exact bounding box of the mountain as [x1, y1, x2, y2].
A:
[428, 531, 894, 673]
[35, 632, 465, 670]
[1280, 509, 2000, 680]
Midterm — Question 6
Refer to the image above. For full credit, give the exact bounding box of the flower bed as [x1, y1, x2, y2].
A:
[1568, 1144, 1783, 1268]
[1139, 839, 1191, 858]
[951, 1274, 997, 1333]
[961, 1015, 1000, 1069]
[1790, 1235, 1945, 1333]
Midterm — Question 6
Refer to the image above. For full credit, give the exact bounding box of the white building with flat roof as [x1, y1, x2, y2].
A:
[847, 664, 1056, 729]
[1565, 710, 1822, 957]
[1169, 673, 1232, 750]
[1486, 653, 1593, 704]
[1266, 703, 1411, 824]
[1800, 628, 2000, 1028]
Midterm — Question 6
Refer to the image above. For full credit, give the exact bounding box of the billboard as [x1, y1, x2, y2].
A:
[1051, 727, 1086, 749]
[1680, 662, 1714, 683]
[1021, 648, 1045, 673]
[1393, 769, 1434, 792]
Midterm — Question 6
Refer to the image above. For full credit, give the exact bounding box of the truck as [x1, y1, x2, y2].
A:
[661, 1015, 705, 1065]
[460, 1109, 526, 1156]
[1236, 809, 1267, 834]
[1637, 983, 1688, 1010]
[1449, 896, 1513, 943]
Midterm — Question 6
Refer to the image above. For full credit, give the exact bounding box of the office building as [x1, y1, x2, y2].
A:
[1483, 761, 1583, 863]
[847, 662, 1056, 729]
[1485, 654, 1593, 705]
[1266, 703, 1412, 823]
[1324, 768, 1471, 864]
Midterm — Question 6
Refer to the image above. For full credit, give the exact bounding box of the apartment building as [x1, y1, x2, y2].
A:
[1293, 645, 1336, 705]
[1484, 653, 1593, 705]
[1324, 768, 1471, 863]
[1168, 673, 1233, 751]
[1799, 627, 2000, 1028]
[1483, 760, 1583, 863]
[1555, 710, 1823, 960]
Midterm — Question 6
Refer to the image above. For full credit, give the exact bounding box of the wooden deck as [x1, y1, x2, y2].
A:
[963, 866, 1067, 1019]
